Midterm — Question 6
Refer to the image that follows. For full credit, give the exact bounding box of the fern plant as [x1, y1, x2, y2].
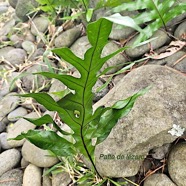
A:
[10, 18, 148, 178]
[107, 0, 186, 44]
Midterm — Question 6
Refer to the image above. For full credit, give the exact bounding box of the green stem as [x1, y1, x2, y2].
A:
[80, 128, 103, 179]
[150, 0, 168, 32]
[82, 0, 88, 11]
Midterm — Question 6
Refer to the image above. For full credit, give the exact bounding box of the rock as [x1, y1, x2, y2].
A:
[10, 31, 35, 48]
[168, 142, 186, 186]
[70, 36, 127, 74]
[101, 41, 127, 74]
[21, 157, 29, 168]
[0, 4, 8, 14]
[29, 48, 45, 61]
[22, 40, 36, 54]
[7, 112, 38, 147]
[0, 120, 6, 132]
[0, 169, 23, 186]
[15, 0, 38, 21]
[125, 30, 170, 58]
[10, 34, 23, 48]
[174, 20, 186, 40]
[148, 51, 186, 73]
[94, 65, 186, 177]
[109, 11, 138, 40]
[0, 117, 7, 132]
[139, 159, 152, 175]
[0, 149, 21, 176]
[93, 78, 109, 102]
[24, 30, 35, 42]
[5, 48, 27, 65]
[7, 107, 28, 121]
[42, 168, 52, 186]
[23, 164, 42, 186]
[21, 61, 55, 91]
[70, 36, 90, 68]
[0, 93, 20, 121]
[49, 79, 66, 101]
[54, 26, 81, 48]
[143, 174, 176, 186]
[52, 172, 71, 186]
[31, 16, 49, 36]
[0, 46, 14, 60]
[166, 10, 186, 28]
[0, 19, 15, 37]
[0, 72, 20, 97]
[0, 132, 11, 150]
[8, 0, 18, 9]
[22, 140, 59, 167]
[151, 144, 171, 160]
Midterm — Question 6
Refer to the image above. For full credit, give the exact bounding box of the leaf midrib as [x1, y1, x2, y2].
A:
[80, 19, 103, 159]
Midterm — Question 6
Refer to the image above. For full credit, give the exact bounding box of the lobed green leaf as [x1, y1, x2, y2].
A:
[9, 130, 76, 156]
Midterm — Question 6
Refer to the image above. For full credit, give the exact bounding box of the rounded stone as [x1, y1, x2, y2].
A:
[0, 71, 20, 98]
[7, 107, 28, 121]
[0, 93, 20, 121]
[21, 61, 55, 91]
[125, 30, 170, 58]
[42, 168, 52, 186]
[0, 46, 14, 59]
[168, 142, 186, 186]
[10, 34, 23, 48]
[174, 20, 186, 40]
[151, 144, 171, 160]
[0, 132, 11, 150]
[94, 65, 186, 177]
[0, 118, 7, 132]
[54, 26, 81, 48]
[22, 140, 59, 167]
[143, 173, 176, 186]
[5, 48, 27, 65]
[0, 169, 23, 186]
[21, 157, 29, 168]
[23, 164, 42, 186]
[22, 40, 36, 54]
[7, 112, 38, 147]
[8, 0, 18, 9]
[0, 149, 21, 176]
[15, 0, 38, 22]
[52, 172, 71, 186]
[0, 5, 8, 14]
[31, 16, 49, 36]
[0, 19, 15, 37]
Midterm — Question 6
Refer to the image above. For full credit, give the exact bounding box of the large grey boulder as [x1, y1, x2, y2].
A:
[94, 65, 186, 177]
